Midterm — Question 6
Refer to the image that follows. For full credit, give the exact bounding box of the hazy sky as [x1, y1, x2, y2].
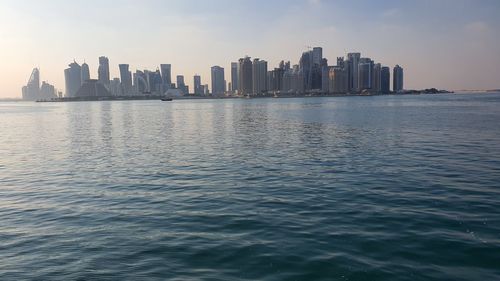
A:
[1, 0, 499, 97]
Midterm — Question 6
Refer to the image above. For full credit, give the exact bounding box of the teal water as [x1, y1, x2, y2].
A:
[0, 94, 499, 280]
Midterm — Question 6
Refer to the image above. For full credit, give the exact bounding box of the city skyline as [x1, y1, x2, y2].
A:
[1, 0, 500, 98]
[26, 46, 401, 100]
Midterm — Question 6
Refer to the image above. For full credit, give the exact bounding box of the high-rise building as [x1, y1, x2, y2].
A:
[160, 64, 172, 91]
[282, 65, 304, 94]
[119, 64, 133, 95]
[328, 66, 348, 94]
[299, 50, 313, 91]
[252, 59, 267, 95]
[146, 70, 162, 94]
[81, 62, 90, 84]
[321, 59, 329, 93]
[231, 62, 238, 94]
[211, 66, 225, 96]
[176, 75, 188, 95]
[238, 57, 253, 96]
[298, 48, 323, 91]
[312, 48, 324, 91]
[98, 56, 110, 86]
[176, 75, 184, 89]
[22, 68, 40, 101]
[358, 58, 374, 91]
[373, 63, 382, 93]
[282, 68, 293, 93]
[347, 52, 361, 92]
[110, 78, 123, 96]
[267, 71, 273, 92]
[312, 47, 323, 66]
[76, 79, 111, 97]
[268, 67, 285, 92]
[40, 81, 57, 100]
[64, 61, 82, 97]
[381, 66, 391, 94]
[134, 70, 148, 93]
[393, 65, 404, 93]
[337, 57, 345, 68]
[295, 66, 305, 93]
[194, 75, 202, 95]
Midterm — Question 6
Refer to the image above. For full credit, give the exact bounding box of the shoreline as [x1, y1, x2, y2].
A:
[31, 91, 458, 103]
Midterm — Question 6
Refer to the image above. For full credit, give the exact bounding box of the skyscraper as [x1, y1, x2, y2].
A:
[312, 47, 323, 66]
[373, 63, 382, 93]
[337, 57, 345, 68]
[76, 79, 111, 97]
[194, 75, 202, 95]
[299, 50, 313, 91]
[119, 64, 132, 95]
[381, 66, 391, 94]
[160, 64, 172, 91]
[347, 52, 361, 92]
[282, 65, 304, 94]
[252, 59, 267, 95]
[176, 75, 184, 88]
[393, 65, 404, 93]
[64, 61, 82, 97]
[329, 66, 348, 94]
[211, 66, 225, 96]
[134, 70, 148, 93]
[22, 68, 40, 101]
[98, 56, 110, 85]
[110, 78, 123, 96]
[81, 62, 90, 84]
[146, 70, 162, 94]
[238, 57, 253, 96]
[230, 62, 238, 94]
[282, 68, 293, 93]
[321, 59, 329, 93]
[358, 57, 374, 91]
[177, 75, 188, 95]
[40, 81, 57, 100]
[268, 66, 285, 92]
[312, 47, 324, 91]
[297, 47, 323, 91]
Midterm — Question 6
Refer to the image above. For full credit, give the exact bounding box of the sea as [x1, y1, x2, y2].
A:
[0, 93, 499, 280]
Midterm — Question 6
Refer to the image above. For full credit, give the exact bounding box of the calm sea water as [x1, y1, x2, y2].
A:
[0, 94, 499, 280]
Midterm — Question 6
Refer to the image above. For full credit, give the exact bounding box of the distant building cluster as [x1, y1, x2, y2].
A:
[22, 47, 404, 100]
[232, 48, 404, 96]
[61, 59, 192, 98]
[22, 68, 59, 101]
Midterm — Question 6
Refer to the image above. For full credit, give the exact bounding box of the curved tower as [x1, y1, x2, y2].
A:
[22, 68, 40, 100]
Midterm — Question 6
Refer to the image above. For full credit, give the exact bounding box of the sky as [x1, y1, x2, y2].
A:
[0, 0, 499, 98]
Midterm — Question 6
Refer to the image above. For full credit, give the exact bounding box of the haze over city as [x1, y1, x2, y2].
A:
[1, 0, 499, 98]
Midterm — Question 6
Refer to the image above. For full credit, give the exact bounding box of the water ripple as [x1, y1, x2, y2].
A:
[1, 94, 500, 280]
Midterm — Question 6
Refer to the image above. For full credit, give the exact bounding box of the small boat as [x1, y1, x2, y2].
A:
[161, 98, 173, 101]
